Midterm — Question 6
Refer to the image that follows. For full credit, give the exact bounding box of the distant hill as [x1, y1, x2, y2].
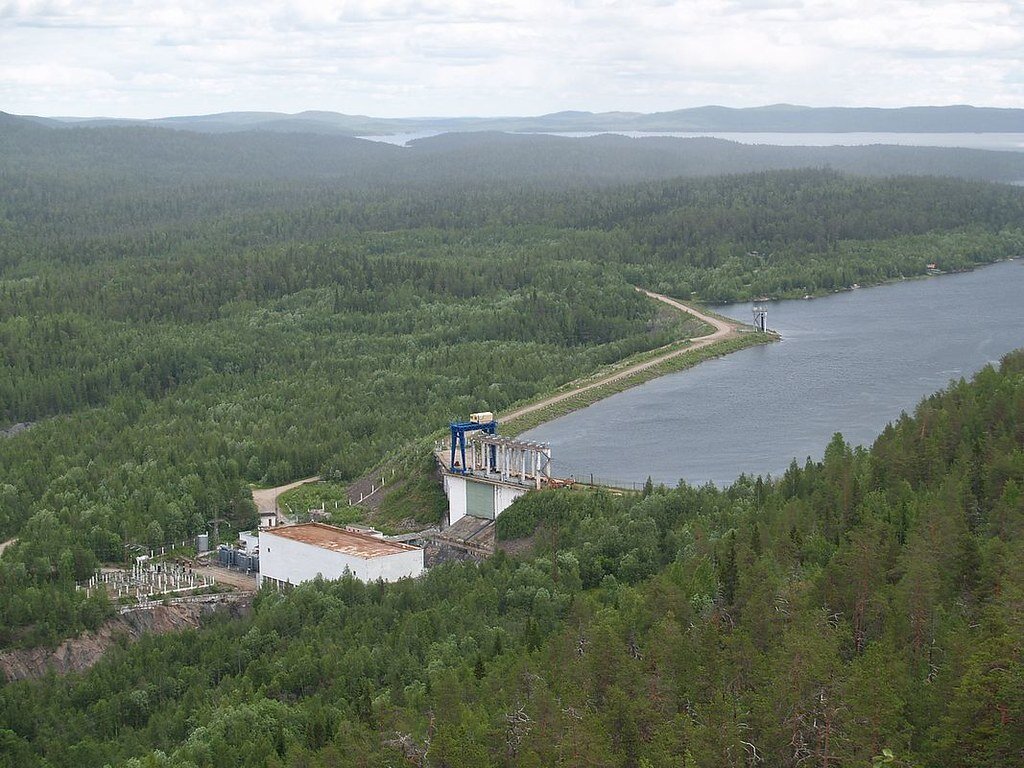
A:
[409, 132, 1024, 185]
[11, 104, 1023, 136]
[3, 118, 1024, 187]
[630, 104, 1024, 132]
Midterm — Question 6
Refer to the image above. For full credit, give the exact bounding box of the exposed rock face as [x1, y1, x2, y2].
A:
[0, 595, 252, 682]
[0, 422, 33, 439]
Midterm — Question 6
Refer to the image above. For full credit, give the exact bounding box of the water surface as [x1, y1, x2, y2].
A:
[535, 132, 1024, 152]
[522, 261, 1024, 487]
[360, 131, 1024, 152]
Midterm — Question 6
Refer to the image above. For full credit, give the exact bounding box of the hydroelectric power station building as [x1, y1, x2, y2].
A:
[258, 522, 424, 588]
[440, 412, 554, 526]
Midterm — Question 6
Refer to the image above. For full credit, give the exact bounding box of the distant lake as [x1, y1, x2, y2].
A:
[538, 131, 1024, 152]
[360, 131, 1024, 152]
[521, 261, 1024, 488]
[358, 131, 446, 146]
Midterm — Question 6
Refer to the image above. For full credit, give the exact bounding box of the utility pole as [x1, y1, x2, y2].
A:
[207, 517, 228, 548]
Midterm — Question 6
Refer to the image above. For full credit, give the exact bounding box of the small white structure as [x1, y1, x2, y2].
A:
[238, 531, 259, 555]
[258, 523, 423, 588]
[259, 510, 279, 528]
[344, 524, 384, 538]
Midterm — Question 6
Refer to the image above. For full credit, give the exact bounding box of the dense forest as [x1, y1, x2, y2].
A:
[1, 347, 1021, 767]
[6, 6, 1024, 766]
[6, 111, 1024, 186]
[1, 121, 1024, 648]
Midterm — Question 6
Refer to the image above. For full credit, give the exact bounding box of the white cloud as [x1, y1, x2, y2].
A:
[0, 0, 1020, 117]
[823, 1, 1021, 56]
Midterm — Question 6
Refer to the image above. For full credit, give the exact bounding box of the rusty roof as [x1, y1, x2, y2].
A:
[263, 523, 419, 559]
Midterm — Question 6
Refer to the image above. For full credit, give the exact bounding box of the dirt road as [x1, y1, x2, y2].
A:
[0, 538, 16, 556]
[501, 289, 741, 424]
[251, 476, 320, 515]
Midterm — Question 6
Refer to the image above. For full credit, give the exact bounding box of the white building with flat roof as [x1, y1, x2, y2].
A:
[259, 522, 424, 588]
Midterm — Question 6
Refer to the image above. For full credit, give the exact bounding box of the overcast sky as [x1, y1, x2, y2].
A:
[1, 0, 1021, 118]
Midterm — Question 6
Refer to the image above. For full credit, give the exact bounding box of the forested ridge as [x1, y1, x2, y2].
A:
[13, 102, 1024, 135]
[1, 349, 1021, 767]
[0, 124, 1022, 672]
[6, 114, 1024, 187]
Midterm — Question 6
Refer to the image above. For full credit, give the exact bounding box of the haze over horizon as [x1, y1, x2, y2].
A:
[2, 1, 1021, 119]
[10, 103, 1018, 123]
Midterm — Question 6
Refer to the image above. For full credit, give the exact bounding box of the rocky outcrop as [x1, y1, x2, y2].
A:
[0, 422, 33, 439]
[0, 594, 252, 682]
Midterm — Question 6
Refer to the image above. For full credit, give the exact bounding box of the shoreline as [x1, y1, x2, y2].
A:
[501, 289, 777, 436]
[339, 291, 775, 515]
[706, 256, 1020, 306]
[497, 262, 1020, 436]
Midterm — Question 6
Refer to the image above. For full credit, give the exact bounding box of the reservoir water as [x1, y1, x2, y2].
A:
[535, 132, 1024, 153]
[521, 261, 1024, 487]
[361, 131, 1024, 152]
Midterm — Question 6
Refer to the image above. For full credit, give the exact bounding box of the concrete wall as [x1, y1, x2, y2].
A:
[466, 479, 495, 519]
[444, 473, 529, 526]
[258, 531, 423, 587]
[495, 485, 527, 517]
[445, 475, 468, 526]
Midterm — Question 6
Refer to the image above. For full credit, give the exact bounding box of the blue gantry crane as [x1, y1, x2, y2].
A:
[449, 412, 497, 475]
